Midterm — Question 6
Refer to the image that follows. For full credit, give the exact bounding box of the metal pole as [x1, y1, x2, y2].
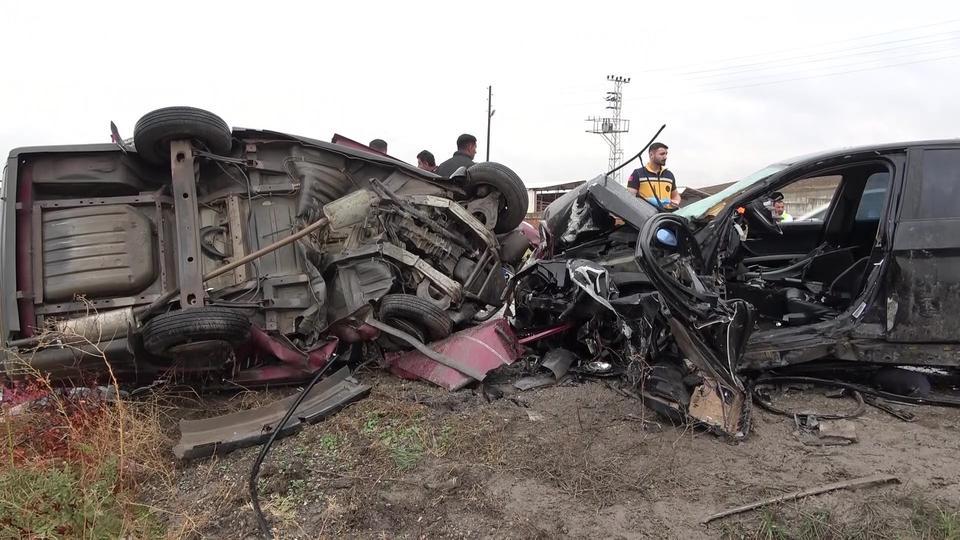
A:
[486, 85, 492, 161]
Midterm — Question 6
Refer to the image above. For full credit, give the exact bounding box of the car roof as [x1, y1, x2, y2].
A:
[775, 139, 960, 169]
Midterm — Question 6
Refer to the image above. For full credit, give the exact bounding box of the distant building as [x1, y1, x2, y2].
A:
[526, 181, 585, 226]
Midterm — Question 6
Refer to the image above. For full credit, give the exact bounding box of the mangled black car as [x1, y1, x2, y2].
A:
[512, 141, 960, 435]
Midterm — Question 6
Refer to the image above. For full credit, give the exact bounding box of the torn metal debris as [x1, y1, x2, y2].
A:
[385, 318, 521, 391]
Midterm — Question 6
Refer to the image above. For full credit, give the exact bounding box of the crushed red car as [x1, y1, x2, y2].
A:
[0, 107, 531, 387]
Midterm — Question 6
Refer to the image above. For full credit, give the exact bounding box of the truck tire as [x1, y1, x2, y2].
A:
[141, 306, 251, 357]
[378, 294, 453, 343]
[465, 162, 528, 233]
[134, 106, 232, 165]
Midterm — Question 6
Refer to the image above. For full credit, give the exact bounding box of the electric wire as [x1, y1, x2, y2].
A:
[249, 352, 344, 538]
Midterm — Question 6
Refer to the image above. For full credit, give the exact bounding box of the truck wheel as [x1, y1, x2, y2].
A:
[134, 106, 232, 165]
[141, 306, 250, 357]
[465, 163, 528, 233]
[378, 294, 453, 343]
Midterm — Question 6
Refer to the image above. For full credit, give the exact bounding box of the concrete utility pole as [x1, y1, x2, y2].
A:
[586, 75, 631, 183]
[486, 85, 495, 161]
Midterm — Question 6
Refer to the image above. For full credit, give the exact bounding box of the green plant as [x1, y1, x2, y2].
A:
[910, 499, 960, 540]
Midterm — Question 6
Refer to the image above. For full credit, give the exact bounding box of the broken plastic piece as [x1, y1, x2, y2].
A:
[173, 366, 369, 459]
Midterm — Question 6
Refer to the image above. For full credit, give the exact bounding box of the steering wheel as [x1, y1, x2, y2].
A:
[745, 197, 783, 235]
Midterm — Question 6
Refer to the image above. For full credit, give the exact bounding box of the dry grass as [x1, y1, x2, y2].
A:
[0, 305, 179, 538]
[718, 493, 960, 540]
[0, 356, 175, 537]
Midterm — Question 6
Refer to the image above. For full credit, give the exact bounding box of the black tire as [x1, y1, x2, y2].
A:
[465, 162, 529, 233]
[378, 294, 453, 342]
[134, 106, 232, 166]
[141, 306, 251, 357]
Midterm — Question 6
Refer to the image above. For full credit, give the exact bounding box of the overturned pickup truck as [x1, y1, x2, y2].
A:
[513, 141, 960, 436]
[0, 107, 530, 387]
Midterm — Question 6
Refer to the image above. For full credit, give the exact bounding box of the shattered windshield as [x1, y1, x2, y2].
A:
[676, 164, 789, 220]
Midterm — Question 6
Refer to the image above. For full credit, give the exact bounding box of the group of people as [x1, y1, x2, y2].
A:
[366, 136, 792, 222]
[366, 134, 480, 177]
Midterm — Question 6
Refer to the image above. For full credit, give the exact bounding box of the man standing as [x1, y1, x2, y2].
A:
[772, 199, 794, 222]
[369, 139, 388, 153]
[627, 142, 680, 209]
[435, 134, 477, 177]
[416, 150, 437, 172]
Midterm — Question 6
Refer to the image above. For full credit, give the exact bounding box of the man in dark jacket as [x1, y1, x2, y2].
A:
[435, 134, 477, 177]
[416, 150, 437, 172]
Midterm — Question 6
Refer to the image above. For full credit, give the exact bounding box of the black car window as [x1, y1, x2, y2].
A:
[781, 175, 842, 222]
[918, 149, 960, 219]
[854, 172, 889, 222]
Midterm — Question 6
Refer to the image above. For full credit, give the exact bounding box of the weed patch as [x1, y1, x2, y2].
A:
[0, 372, 171, 538]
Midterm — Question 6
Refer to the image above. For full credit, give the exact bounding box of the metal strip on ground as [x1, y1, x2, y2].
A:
[174, 366, 369, 459]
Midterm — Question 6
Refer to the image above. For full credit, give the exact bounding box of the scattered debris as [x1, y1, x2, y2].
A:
[526, 410, 545, 422]
[703, 474, 900, 524]
[864, 395, 918, 422]
[816, 419, 859, 444]
[754, 383, 867, 420]
[794, 416, 859, 446]
[514, 348, 575, 391]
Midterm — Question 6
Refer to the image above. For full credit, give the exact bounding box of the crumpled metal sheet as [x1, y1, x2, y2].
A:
[173, 366, 369, 459]
[385, 318, 521, 391]
[514, 348, 576, 391]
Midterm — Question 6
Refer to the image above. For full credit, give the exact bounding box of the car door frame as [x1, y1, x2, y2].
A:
[731, 150, 910, 369]
[886, 143, 960, 344]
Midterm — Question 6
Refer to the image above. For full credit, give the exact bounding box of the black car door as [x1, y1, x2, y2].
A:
[887, 145, 960, 342]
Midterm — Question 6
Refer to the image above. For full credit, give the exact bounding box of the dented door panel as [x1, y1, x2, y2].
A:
[888, 146, 960, 342]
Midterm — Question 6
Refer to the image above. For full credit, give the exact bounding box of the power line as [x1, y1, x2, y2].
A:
[647, 18, 960, 73]
[555, 32, 960, 108]
[674, 44, 959, 92]
[684, 32, 960, 79]
[635, 51, 960, 101]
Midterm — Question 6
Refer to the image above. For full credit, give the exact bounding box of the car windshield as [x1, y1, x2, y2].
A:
[676, 164, 789, 220]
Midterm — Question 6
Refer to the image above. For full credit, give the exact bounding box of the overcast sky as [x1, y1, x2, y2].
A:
[3, 1, 959, 188]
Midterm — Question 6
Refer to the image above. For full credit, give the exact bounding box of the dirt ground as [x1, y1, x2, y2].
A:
[144, 367, 960, 539]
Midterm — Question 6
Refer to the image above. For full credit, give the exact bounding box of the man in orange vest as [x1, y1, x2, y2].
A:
[627, 142, 681, 210]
